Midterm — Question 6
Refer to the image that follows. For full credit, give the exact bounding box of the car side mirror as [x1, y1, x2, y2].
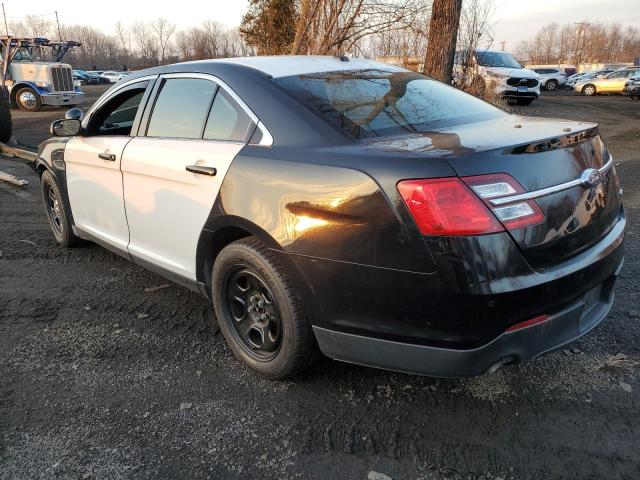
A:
[65, 107, 84, 120]
[50, 118, 81, 137]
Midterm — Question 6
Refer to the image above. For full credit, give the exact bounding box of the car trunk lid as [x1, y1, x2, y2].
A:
[367, 115, 623, 269]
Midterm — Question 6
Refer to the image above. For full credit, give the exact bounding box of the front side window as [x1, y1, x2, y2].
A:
[275, 69, 504, 139]
[87, 81, 148, 136]
[147, 78, 217, 139]
[203, 89, 254, 142]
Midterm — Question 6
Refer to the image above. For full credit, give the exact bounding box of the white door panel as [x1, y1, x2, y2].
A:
[121, 137, 243, 279]
[65, 136, 132, 250]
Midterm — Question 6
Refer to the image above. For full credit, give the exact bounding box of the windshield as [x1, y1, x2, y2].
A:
[476, 51, 522, 69]
[12, 47, 33, 62]
[275, 69, 504, 139]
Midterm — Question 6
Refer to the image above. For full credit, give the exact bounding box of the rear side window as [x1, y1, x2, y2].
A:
[203, 89, 254, 142]
[147, 78, 217, 139]
[275, 69, 504, 139]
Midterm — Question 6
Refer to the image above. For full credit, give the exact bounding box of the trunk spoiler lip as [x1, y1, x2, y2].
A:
[489, 153, 614, 207]
[505, 124, 599, 155]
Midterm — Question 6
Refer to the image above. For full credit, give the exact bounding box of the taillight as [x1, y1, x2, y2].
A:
[462, 173, 545, 230]
[397, 178, 504, 235]
[397, 173, 545, 236]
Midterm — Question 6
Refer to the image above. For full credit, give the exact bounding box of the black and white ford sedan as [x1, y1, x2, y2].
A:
[37, 56, 625, 379]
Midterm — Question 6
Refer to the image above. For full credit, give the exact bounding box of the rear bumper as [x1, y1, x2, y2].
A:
[41, 92, 85, 106]
[314, 263, 621, 377]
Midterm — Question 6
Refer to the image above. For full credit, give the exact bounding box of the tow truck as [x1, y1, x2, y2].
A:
[1, 36, 85, 113]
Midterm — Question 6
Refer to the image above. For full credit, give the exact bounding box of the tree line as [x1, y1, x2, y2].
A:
[8, 15, 251, 71]
[516, 22, 640, 66]
[8, 0, 494, 84]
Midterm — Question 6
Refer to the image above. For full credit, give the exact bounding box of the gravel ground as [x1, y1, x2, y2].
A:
[1, 87, 639, 480]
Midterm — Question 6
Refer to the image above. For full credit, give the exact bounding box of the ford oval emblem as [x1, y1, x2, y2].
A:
[580, 168, 602, 188]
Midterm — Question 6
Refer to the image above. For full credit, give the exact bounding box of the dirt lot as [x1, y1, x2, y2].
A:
[1, 87, 639, 480]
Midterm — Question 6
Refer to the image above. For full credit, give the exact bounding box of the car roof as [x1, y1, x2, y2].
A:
[195, 55, 405, 78]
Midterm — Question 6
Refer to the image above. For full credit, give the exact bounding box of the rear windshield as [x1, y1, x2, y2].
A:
[274, 69, 503, 139]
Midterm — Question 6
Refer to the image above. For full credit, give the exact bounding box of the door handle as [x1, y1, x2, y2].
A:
[98, 153, 116, 161]
[186, 165, 217, 176]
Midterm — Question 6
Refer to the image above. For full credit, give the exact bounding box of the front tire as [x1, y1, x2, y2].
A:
[582, 84, 596, 96]
[40, 170, 83, 247]
[212, 237, 317, 379]
[545, 79, 558, 91]
[15, 87, 43, 112]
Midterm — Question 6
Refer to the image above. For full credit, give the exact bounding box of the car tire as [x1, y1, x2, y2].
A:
[40, 170, 84, 247]
[516, 98, 535, 106]
[212, 236, 318, 379]
[545, 79, 558, 91]
[582, 84, 596, 96]
[15, 87, 43, 112]
[0, 86, 12, 142]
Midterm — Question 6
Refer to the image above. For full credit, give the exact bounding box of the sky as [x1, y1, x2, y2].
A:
[3, 0, 639, 52]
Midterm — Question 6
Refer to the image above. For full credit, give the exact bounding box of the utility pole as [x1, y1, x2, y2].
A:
[574, 22, 590, 68]
[55, 11, 61, 41]
[500, 41, 507, 52]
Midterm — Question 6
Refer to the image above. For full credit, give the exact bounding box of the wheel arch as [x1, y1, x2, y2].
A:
[196, 215, 324, 326]
[9, 82, 41, 105]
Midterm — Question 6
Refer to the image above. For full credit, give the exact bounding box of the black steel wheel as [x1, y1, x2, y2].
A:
[224, 267, 283, 360]
[40, 170, 83, 247]
[44, 181, 64, 238]
[212, 236, 318, 379]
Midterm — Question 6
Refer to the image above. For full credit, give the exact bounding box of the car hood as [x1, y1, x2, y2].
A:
[485, 66, 540, 79]
[363, 114, 596, 158]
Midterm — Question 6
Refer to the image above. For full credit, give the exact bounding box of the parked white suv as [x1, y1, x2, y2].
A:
[532, 68, 566, 91]
[454, 49, 540, 105]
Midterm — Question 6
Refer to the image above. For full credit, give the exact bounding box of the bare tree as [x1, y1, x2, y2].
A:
[422, 0, 462, 83]
[152, 17, 176, 64]
[115, 21, 131, 57]
[292, 0, 428, 55]
[132, 21, 156, 68]
[24, 14, 51, 38]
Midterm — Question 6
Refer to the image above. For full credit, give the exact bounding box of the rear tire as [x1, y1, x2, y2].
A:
[545, 79, 558, 91]
[212, 236, 318, 379]
[0, 87, 11, 142]
[15, 87, 42, 112]
[582, 84, 596, 96]
[516, 98, 535, 106]
[40, 170, 83, 247]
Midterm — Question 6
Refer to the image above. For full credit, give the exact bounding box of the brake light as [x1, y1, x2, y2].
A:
[397, 178, 504, 235]
[462, 173, 545, 230]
